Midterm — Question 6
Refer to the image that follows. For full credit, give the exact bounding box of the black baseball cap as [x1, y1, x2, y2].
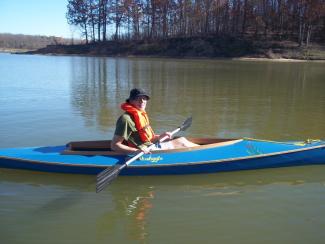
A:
[126, 88, 150, 102]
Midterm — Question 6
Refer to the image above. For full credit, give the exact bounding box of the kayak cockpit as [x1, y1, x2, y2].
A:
[62, 138, 242, 155]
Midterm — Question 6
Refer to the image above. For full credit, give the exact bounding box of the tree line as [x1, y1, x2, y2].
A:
[0, 33, 77, 50]
[67, 0, 325, 46]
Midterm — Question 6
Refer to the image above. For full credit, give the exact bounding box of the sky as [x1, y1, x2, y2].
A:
[0, 0, 76, 38]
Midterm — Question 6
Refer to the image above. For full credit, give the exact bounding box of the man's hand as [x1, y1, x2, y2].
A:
[138, 146, 152, 154]
[158, 132, 172, 141]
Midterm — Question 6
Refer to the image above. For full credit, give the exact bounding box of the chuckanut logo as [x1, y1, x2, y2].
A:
[139, 156, 163, 163]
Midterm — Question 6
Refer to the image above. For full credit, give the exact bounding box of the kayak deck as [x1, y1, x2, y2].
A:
[0, 138, 323, 167]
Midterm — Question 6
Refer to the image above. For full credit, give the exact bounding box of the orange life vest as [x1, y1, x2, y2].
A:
[121, 103, 155, 145]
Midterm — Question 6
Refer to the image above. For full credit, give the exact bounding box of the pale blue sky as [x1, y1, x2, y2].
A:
[0, 0, 75, 38]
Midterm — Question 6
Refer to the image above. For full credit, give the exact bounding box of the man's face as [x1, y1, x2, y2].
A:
[130, 95, 148, 111]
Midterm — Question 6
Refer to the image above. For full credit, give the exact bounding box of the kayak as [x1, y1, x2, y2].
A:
[0, 138, 324, 175]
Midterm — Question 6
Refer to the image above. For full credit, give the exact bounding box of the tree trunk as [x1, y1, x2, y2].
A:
[98, 15, 101, 42]
[150, 0, 156, 39]
[306, 24, 312, 47]
[102, 1, 107, 41]
[84, 23, 88, 44]
[115, 20, 119, 40]
[162, 5, 168, 38]
[299, 20, 305, 46]
[91, 16, 95, 42]
[242, 0, 248, 34]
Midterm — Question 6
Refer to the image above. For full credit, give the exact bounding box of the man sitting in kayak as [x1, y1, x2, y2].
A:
[111, 88, 198, 154]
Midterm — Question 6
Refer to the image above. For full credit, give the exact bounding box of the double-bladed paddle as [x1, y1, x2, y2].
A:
[96, 117, 192, 193]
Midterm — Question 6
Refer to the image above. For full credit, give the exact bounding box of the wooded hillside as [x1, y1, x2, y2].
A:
[0, 33, 78, 50]
[67, 0, 325, 46]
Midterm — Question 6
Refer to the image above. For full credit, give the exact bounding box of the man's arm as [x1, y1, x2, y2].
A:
[153, 132, 173, 142]
[111, 135, 153, 154]
[110, 135, 139, 154]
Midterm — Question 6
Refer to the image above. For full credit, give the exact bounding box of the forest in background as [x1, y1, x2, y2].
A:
[0, 33, 78, 51]
[2, 0, 324, 59]
[66, 0, 325, 46]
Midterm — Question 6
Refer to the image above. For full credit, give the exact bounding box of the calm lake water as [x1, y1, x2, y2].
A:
[0, 53, 325, 243]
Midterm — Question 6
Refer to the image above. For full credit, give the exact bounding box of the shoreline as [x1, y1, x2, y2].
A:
[233, 57, 325, 62]
[5, 41, 325, 62]
[10, 51, 325, 63]
[0, 48, 34, 53]
[2, 36, 325, 61]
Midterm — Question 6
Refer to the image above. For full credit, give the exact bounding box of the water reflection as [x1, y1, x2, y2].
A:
[70, 57, 113, 131]
[1, 166, 325, 243]
[69, 57, 325, 140]
[2, 165, 325, 198]
[96, 185, 155, 242]
[2, 54, 325, 243]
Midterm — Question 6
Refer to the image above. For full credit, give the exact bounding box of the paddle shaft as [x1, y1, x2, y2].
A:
[96, 117, 192, 192]
[103, 127, 181, 175]
[96, 128, 181, 191]
[123, 127, 181, 167]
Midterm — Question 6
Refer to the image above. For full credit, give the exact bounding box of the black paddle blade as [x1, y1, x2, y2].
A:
[180, 116, 192, 131]
[96, 164, 124, 193]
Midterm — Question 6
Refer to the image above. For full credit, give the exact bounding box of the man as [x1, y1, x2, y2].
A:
[111, 88, 197, 154]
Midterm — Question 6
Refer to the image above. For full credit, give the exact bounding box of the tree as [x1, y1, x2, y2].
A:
[66, 0, 325, 44]
[67, 0, 91, 43]
[109, 0, 127, 39]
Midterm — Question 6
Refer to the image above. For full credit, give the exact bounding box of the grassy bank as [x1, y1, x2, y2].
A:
[23, 36, 325, 60]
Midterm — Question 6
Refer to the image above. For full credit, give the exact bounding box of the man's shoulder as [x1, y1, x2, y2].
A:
[117, 113, 134, 124]
[115, 113, 136, 135]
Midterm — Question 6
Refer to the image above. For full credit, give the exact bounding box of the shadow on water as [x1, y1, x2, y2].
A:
[35, 191, 85, 215]
[2, 165, 325, 209]
[1, 165, 325, 243]
[105, 165, 325, 189]
[0, 169, 95, 215]
[1, 165, 325, 192]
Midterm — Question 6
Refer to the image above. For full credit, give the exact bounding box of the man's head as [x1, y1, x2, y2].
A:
[127, 88, 150, 111]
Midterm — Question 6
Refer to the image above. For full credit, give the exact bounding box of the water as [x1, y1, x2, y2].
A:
[0, 53, 325, 243]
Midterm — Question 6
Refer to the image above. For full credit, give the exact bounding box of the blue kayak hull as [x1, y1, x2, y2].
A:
[0, 139, 324, 175]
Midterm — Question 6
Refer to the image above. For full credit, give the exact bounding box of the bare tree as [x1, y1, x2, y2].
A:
[66, 0, 325, 44]
[67, 0, 91, 43]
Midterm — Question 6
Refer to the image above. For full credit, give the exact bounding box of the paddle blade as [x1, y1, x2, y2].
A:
[96, 164, 124, 193]
[180, 117, 192, 131]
